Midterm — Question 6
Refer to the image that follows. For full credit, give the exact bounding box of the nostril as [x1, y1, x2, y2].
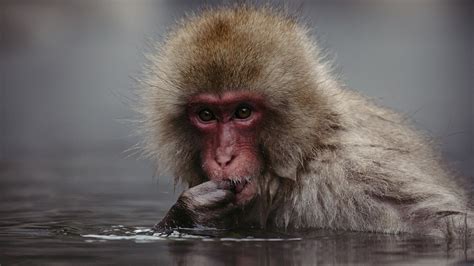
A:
[226, 155, 236, 166]
[216, 154, 234, 168]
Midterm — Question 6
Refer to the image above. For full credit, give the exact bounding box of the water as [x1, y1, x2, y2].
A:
[0, 159, 472, 265]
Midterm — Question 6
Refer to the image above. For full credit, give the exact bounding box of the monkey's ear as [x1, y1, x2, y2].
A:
[272, 164, 298, 181]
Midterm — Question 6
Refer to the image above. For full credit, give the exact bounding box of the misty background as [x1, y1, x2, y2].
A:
[1, 0, 473, 179]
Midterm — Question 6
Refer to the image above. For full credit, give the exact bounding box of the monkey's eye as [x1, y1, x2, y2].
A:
[198, 109, 215, 122]
[235, 105, 252, 119]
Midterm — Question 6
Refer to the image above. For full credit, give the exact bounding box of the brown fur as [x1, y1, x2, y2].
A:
[137, 6, 472, 237]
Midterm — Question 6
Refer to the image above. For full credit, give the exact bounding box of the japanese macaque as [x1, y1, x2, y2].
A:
[138, 6, 472, 237]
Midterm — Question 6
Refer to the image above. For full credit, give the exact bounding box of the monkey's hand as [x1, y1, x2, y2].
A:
[154, 180, 238, 232]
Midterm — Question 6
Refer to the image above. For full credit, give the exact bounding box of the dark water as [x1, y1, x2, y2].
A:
[0, 159, 472, 265]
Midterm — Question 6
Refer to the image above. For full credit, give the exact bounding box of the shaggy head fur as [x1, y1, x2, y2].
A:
[139, 6, 338, 185]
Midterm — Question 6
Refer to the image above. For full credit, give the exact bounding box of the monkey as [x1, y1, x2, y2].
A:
[137, 6, 472, 238]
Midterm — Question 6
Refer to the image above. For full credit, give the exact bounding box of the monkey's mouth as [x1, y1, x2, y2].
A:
[228, 177, 250, 193]
[229, 177, 256, 205]
[231, 178, 247, 193]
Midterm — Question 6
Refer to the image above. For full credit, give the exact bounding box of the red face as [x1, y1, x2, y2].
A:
[187, 91, 265, 205]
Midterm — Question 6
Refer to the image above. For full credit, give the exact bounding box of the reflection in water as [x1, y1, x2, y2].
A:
[79, 226, 472, 265]
[0, 161, 472, 265]
[162, 232, 472, 266]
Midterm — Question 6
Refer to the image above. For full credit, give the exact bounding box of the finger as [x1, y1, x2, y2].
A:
[187, 180, 235, 198]
[191, 191, 236, 212]
[216, 179, 234, 190]
[192, 180, 219, 191]
[195, 189, 235, 205]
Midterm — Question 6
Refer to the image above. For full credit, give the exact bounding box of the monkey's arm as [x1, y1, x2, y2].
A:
[154, 180, 238, 232]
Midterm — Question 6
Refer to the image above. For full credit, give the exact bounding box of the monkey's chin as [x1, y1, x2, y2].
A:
[234, 181, 257, 206]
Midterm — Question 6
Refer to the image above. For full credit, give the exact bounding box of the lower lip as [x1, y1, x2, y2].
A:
[234, 181, 256, 205]
[234, 182, 247, 194]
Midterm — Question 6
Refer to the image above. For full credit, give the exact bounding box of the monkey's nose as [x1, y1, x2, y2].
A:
[215, 154, 234, 168]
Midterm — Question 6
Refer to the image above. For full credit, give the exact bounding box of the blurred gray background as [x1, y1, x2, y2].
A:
[1, 0, 473, 177]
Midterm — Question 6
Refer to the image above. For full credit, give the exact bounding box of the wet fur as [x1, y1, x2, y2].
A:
[137, 6, 472, 237]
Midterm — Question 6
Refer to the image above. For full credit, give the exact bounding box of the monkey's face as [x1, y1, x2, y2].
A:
[187, 91, 265, 205]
